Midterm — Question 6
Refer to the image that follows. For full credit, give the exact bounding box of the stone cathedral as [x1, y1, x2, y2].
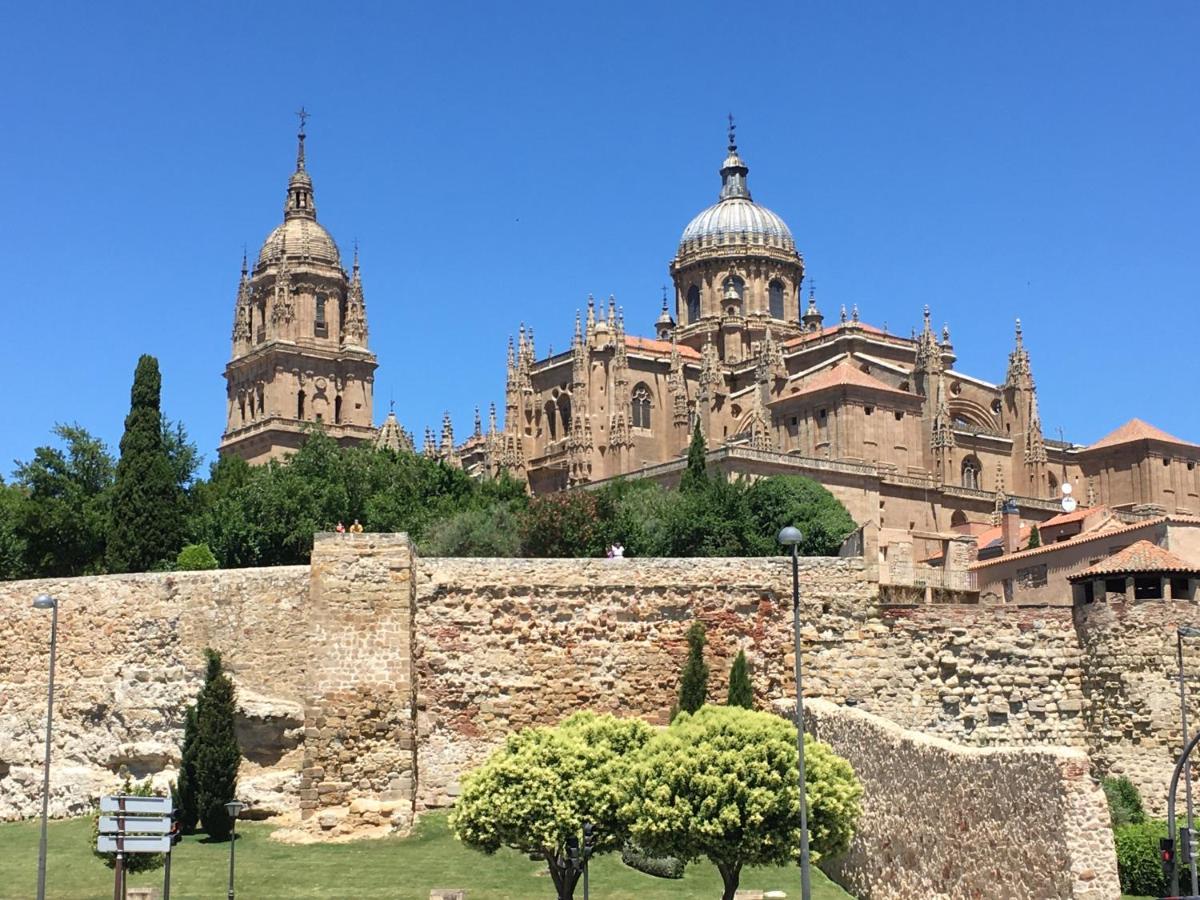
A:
[223, 120, 1200, 545]
[221, 117, 377, 464]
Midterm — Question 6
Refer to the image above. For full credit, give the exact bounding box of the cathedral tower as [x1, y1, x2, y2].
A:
[220, 114, 378, 464]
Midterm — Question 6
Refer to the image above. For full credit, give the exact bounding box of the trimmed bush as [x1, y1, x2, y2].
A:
[1114, 820, 1167, 897]
[621, 843, 685, 879]
[1102, 775, 1146, 827]
[176, 543, 218, 571]
[91, 776, 165, 874]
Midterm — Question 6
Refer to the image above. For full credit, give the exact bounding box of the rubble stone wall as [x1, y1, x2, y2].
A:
[806, 698, 1120, 900]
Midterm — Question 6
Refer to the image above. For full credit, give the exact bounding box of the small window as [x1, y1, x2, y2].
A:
[558, 395, 572, 433]
[865, 406, 874, 416]
[961, 456, 982, 490]
[297, 390, 306, 420]
[334, 396, 343, 424]
[686, 286, 701, 323]
[631, 383, 652, 430]
[1164, 457, 1172, 467]
[315, 294, 328, 337]
[899, 381, 910, 393]
[894, 411, 903, 421]
[818, 408, 827, 420]
[544, 401, 557, 439]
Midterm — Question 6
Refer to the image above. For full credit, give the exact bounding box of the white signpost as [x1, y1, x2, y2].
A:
[97, 794, 176, 900]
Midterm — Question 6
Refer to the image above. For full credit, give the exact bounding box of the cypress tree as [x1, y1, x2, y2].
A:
[175, 704, 199, 833]
[106, 355, 184, 572]
[675, 620, 709, 718]
[726, 649, 753, 709]
[680, 421, 708, 494]
[1027, 525, 1042, 550]
[194, 649, 241, 840]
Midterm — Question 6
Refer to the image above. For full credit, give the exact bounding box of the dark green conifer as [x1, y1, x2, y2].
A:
[194, 649, 241, 840]
[1027, 524, 1042, 550]
[726, 649, 754, 709]
[680, 422, 708, 494]
[106, 355, 184, 572]
[175, 704, 199, 833]
[675, 620, 709, 718]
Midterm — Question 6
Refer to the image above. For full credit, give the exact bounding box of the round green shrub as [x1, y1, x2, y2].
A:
[1114, 820, 1166, 897]
[175, 543, 218, 571]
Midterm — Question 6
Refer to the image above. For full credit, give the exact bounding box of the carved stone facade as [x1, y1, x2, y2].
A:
[468, 126, 1200, 556]
[220, 121, 377, 464]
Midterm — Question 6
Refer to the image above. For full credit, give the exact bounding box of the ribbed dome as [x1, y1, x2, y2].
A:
[677, 123, 797, 258]
[679, 198, 795, 255]
[256, 217, 341, 269]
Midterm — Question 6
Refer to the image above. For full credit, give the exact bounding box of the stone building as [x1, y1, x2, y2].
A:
[220, 117, 377, 464]
[468, 123, 1200, 550]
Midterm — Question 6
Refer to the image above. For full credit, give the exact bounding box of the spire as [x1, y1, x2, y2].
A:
[718, 114, 751, 201]
[441, 411, 455, 452]
[375, 408, 414, 453]
[488, 401, 498, 436]
[352, 239, 360, 276]
[1005, 317, 1034, 390]
[241, 247, 248, 277]
[802, 284, 824, 332]
[914, 304, 941, 376]
[473, 405, 482, 438]
[284, 108, 316, 221]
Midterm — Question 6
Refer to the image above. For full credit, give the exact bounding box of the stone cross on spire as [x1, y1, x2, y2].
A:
[295, 106, 309, 171]
[728, 113, 737, 153]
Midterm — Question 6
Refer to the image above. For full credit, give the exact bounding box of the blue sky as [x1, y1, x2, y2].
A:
[2, 2, 1197, 473]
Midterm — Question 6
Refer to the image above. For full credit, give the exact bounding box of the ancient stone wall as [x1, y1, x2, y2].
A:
[0, 566, 310, 820]
[806, 698, 1119, 900]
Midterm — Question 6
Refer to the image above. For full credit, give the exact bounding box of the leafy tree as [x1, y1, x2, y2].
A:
[744, 475, 856, 557]
[661, 476, 754, 557]
[419, 501, 523, 557]
[679, 421, 708, 494]
[726, 649, 753, 709]
[13, 424, 114, 576]
[107, 356, 185, 572]
[675, 621, 709, 718]
[519, 490, 605, 557]
[594, 478, 673, 557]
[1114, 820, 1168, 897]
[1027, 524, 1042, 550]
[623, 705, 862, 900]
[175, 704, 200, 833]
[176, 543, 218, 571]
[194, 650, 240, 840]
[451, 712, 653, 898]
[91, 775, 165, 874]
[0, 479, 28, 580]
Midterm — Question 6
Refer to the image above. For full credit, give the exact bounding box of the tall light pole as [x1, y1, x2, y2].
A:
[1178, 626, 1200, 896]
[778, 526, 812, 900]
[225, 800, 245, 900]
[32, 594, 59, 900]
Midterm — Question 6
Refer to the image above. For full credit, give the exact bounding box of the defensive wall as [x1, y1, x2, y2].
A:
[0, 533, 1195, 854]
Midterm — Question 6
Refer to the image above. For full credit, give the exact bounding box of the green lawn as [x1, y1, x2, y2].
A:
[0, 811, 853, 899]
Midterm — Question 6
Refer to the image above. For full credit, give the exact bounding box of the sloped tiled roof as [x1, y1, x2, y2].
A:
[1087, 418, 1197, 451]
[970, 515, 1200, 570]
[1039, 506, 1106, 529]
[780, 360, 913, 400]
[626, 335, 701, 359]
[1068, 540, 1200, 581]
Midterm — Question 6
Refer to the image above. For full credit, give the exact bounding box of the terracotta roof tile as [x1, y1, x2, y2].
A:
[1039, 506, 1105, 528]
[626, 335, 701, 360]
[970, 515, 1200, 570]
[1087, 418, 1197, 451]
[1068, 540, 1200, 581]
[788, 360, 913, 398]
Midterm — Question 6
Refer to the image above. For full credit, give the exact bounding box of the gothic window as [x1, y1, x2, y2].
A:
[557, 394, 572, 433]
[335, 395, 343, 425]
[631, 383, 652, 430]
[769, 279, 785, 318]
[544, 401, 557, 440]
[686, 285, 701, 323]
[315, 294, 328, 337]
[961, 456, 982, 490]
[297, 390, 306, 420]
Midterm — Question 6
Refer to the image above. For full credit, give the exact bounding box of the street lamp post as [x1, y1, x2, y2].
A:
[33, 594, 59, 900]
[224, 800, 245, 900]
[1178, 626, 1200, 896]
[778, 526, 812, 900]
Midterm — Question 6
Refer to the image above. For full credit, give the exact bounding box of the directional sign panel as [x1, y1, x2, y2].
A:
[99, 815, 172, 835]
[99, 795, 172, 815]
[97, 834, 172, 854]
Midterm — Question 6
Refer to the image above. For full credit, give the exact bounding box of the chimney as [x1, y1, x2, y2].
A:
[1001, 499, 1021, 555]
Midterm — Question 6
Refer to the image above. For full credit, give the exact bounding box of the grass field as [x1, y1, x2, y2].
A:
[0, 811, 854, 899]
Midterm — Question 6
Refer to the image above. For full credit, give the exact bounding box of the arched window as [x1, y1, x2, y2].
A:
[631, 383, 652, 430]
[1048, 471, 1058, 496]
[686, 285, 701, 323]
[557, 394, 572, 433]
[950, 510, 968, 529]
[334, 395, 343, 424]
[961, 456, 981, 490]
[769, 280, 785, 318]
[297, 389, 306, 420]
[544, 401, 557, 440]
[722, 275, 745, 315]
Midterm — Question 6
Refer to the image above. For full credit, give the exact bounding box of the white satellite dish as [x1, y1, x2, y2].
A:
[1061, 483, 1073, 496]
[1062, 496, 1078, 513]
